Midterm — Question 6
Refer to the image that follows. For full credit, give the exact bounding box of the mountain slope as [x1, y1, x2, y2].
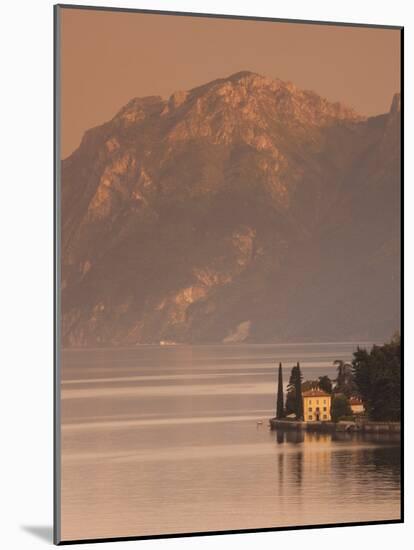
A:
[60, 71, 401, 346]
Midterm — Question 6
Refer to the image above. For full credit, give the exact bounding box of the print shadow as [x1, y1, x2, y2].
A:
[21, 525, 53, 543]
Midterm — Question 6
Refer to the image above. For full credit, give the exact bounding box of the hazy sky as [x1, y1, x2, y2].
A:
[59, 7, 401, 158]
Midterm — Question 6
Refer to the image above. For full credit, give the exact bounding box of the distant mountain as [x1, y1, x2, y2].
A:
[61, 71, 401, 347]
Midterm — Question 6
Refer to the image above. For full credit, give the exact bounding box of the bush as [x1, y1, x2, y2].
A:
[331, 394, 352, 422]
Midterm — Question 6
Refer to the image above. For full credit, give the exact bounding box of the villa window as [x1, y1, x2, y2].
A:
[323, 407, 327, 412]
[308, 407, 312, 412]
[308, 415, 312, 421]
[323, 414, 327, 419]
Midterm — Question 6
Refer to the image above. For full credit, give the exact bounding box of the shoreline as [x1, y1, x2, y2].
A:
[269, 418, 401, 434]
[60, 341, 378, 352]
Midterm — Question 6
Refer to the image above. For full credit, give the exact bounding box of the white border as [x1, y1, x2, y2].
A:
[1, 1, 411, 549]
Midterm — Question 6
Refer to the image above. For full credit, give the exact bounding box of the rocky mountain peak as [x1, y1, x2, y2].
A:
[61, 73, 400, 347]
[107, 72, 363, 139]
[227, 70, 261, 81]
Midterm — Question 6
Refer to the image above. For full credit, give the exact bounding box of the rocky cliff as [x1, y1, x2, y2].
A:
[61, 71, 401, 346]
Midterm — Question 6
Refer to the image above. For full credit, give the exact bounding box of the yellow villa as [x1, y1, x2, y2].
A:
[302, 389, 332, 422]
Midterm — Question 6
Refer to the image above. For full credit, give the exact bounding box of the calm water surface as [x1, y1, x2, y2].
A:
[60, 344, 401, 541]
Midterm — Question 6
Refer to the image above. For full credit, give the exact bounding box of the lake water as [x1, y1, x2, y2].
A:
[60, 343, 401, 541]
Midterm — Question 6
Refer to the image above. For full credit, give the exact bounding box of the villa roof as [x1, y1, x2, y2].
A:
[349, 397, 363, 405]
[302, 389, 331, 398]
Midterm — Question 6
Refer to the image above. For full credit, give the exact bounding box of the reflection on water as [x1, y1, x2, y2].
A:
[60, 345, 400, 541]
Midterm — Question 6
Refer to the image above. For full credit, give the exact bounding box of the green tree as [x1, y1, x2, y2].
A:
[285, 387, 296, 416]
[352, 335, 401, 421]
[285, 364, 303, 418]
[276, 363, 285, 419]
[285, 362, 304, 419]
[331, 394, 353, 422]
[295, 362, 304, 420]
[334, 360, 355, 397]
[318, 375, 333, 394]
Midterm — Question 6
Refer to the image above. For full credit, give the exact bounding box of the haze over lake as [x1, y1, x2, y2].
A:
[60, 343, 400, 540]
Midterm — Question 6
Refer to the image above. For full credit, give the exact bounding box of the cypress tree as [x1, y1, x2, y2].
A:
[276, 362, 284, 419]
[285, 364, 303, 418]
[295, 361, 304, 420]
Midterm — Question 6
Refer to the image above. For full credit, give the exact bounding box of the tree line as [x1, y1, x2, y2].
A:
[275, 334, 401, 422]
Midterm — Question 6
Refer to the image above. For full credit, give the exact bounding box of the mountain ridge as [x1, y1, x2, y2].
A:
[61, 72, 400, 347]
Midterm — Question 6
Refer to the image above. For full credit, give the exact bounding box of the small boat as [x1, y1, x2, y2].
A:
[256, 420, 263, 425]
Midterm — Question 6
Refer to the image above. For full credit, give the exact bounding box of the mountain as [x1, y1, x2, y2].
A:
[60, 71, 401, 347]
